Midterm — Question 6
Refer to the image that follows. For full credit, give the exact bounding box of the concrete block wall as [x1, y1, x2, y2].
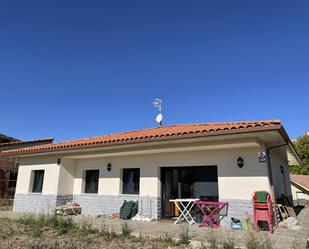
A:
[73, 194, 160, 219]
[13, 193, 160, 219]
[56, 195, 73, 205]
[13, 193, 57, 213]
[13, 194, 252, 226]
[219, 199, 253, 227]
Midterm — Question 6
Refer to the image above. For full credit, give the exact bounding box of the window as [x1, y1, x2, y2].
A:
[32, 170, 44, 193]
[122, 168, 140, 194]
[8, 171, 17, 188]
[85, 170, 99, 193]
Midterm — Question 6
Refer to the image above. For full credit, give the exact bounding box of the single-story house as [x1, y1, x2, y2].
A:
[1, 120, 301, 224]
[290, 174, 309, 206]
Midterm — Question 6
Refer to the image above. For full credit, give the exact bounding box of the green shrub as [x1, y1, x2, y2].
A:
[18, 214, 75, 237]
[53, 216, 75, 235]
[0, 228, 9, 239]
[222, 241, 236, 249]
[107, 228, 118, 240]
[222, 233, 236, 249]
[178, 224, 190, 245]
[18, 214, 45, 237]
[120, 221, 132, 238]
[203, 230, 236, 249]
[18, 214, 38, 226]
[206, 231, 219, 249]
[159, 233, 174, 243]
[79, 219, 98, 236]
[245, 231, 273, 249]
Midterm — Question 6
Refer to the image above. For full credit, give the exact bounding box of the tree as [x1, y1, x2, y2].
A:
[0, 134, 18, 143]
[290, 134, 309, 175]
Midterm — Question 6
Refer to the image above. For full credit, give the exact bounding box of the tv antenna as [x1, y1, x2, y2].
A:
[152, 98, 163, 127]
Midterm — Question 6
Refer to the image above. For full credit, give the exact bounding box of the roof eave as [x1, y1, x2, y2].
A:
[2, 126, 282, 157]
[290, 180, 309, 193]
[278, 126, 302, 165]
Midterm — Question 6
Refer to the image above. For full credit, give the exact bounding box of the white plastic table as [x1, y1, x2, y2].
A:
[169, 198, 199, 225]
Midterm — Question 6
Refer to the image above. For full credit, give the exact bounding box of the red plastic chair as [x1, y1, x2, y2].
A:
[253, 191, 273, 233]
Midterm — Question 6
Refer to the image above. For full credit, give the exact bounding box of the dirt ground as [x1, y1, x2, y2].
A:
[0, 205, 12, 211]
[0, 217, 189, 249]
[0, 207, 308, 249]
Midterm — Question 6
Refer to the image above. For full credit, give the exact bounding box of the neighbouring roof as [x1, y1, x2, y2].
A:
[290, 174, 309, 191]
[0, 138, 54, 152]
[0, 120, 284, 156]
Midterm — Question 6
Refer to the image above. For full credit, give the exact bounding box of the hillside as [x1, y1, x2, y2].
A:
[0, 134, 19, 143]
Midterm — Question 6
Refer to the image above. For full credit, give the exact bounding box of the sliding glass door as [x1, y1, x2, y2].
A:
[161, 166, 218, 218]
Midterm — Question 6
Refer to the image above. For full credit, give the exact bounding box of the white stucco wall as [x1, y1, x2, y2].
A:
[270, 149, 292, 199]
[70, 146, 269, 200]
[16, 156, 60, 195]
[57, 158, 76, 195]
[15, 146, 271, 201]
[73, 154, 161, 196]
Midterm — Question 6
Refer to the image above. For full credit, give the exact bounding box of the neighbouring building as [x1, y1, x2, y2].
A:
[290, 174, 309, 206]
[0, 139, 54, 200]
[1, 120, 301, 225]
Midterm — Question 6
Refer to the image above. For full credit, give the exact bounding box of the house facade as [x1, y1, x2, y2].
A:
[0, 139, 53, 200]
[1, 120, 300, 223]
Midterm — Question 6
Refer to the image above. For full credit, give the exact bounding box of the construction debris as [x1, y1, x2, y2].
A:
[278, 217, 301, 230]
[55, 201, 81, 215]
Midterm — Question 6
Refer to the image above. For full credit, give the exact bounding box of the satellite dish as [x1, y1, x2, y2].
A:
[156, 113, 163, 123]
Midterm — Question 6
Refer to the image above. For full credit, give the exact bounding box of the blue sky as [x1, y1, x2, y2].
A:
[0, 1, 308, 142]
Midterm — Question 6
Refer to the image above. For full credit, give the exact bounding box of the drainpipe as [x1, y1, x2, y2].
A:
[266, 143, 288, 228]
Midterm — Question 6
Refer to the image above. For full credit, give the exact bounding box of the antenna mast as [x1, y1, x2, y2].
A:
[152, 98, 163, 127]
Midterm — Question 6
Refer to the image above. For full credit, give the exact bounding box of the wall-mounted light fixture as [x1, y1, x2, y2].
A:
[107, 163, 112, 172]
[237, 157, 244, 168]
[57, 158, 61, 165]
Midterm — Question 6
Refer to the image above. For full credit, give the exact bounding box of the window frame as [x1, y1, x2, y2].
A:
[32, 170, 45, 193]
[122, 168, 140, 195]
[84, 169, 100, 194]
[8, 171, 17, 188]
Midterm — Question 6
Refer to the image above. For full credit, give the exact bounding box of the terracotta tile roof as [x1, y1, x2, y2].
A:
[290, 174, 309, 191]
[1, 120, 281, 156]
